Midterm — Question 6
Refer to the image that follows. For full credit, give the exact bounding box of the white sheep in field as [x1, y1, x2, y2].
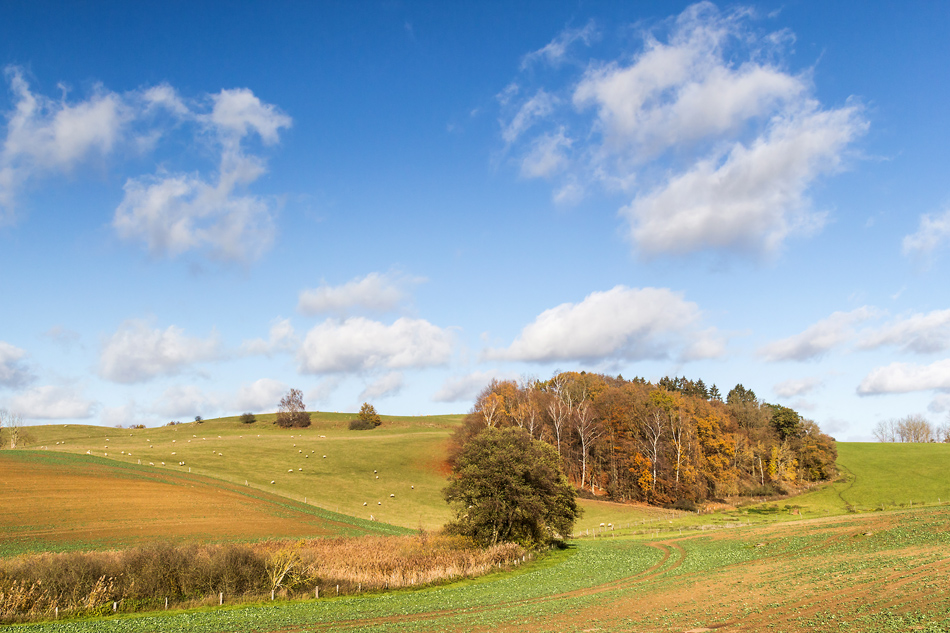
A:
[288, 469, 293, 473]
[271, 480, 275, 484]
[390, 494, 395, 498]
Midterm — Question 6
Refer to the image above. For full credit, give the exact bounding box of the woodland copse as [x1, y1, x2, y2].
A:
[454, 372, 838, 506]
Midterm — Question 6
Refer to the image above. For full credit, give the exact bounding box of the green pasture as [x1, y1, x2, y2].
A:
[23, 413, 462, 530]
[11, 505, 950, 632]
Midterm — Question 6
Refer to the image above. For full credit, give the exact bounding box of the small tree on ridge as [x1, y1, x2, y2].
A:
[276, 388, 311, 428]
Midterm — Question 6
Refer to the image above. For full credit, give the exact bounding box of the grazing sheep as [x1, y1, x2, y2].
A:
[298, 468, 302, 471]
[288, 469, 293, 473]
[323, 455, 327, 458]
[390, 494, 395, 498]
[271, 480, 275, 484]
[363, 502, 367, 506]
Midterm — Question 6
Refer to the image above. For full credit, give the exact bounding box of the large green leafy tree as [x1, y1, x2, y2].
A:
[443, 427, 581, 548]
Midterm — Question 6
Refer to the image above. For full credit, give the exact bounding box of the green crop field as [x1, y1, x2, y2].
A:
[7, 418, 950, 632]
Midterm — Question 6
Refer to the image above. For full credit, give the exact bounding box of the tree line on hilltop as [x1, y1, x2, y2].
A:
[453, 371, 838, 507]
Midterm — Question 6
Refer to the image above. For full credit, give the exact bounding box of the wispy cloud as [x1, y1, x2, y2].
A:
[758, 307, 876, 362]
[520, 20, 597, 69]
[297, 271, 422, 316]
[5, 385, 97, 420]
[0, 341, 34, 388]
[902, 207, 950, 261]
[858, 359, 950, 395]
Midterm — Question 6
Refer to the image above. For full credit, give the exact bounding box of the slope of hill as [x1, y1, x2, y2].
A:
[0, 449, 409, 557]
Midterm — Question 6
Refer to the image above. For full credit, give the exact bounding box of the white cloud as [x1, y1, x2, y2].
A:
[152, 384, 217, 419]
[297, 271, 421, 316]
[858, 359, 950, 395]
[773, 376, 822, 398]
[100, 402, 152, 428]
[622, 104, 864, 257]
[0, 68, 291, 262]
[484, 285, 723, 364]
[233, 378, 288, 412]
[99, 319, 222, 383]
[298, 317, 454, 374]
[758, 307, 876, 362]
[857, 309, 950, 354]
[112, 150, 277, 262]
[0, 341, 34, 388]
[503, 3, 867, 258]
[241, 318, 297, 355]
[501, 90, 558, 144]
[359, 372, 405, 401]
[520, 128, 572, 179]
[521, 20, 597, 69]
[0, 67, 132, 222]
[6, 385, 97, 420]
[432, 370, 517, 403]
[208, 88, 291, 145]
[902, 208, 950, 259]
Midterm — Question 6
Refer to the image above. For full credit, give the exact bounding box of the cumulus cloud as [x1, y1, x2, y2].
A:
[0, 67, 291, 262]
[773, 376, 822, 398]
[484, 285, 723, 364]
[902, 208, 950, 259]
[233, 378, 288, 412]
[241, 318, 297, 355]
[758, 307, 876, 362]
[359, 372, 405, 401]
[502, 2, 867, 258]
[621, 105, 863, 257]
[0, 67, 133, 222]
[0, 341, 34, 388]
[857, 359, 950, 395]
[99, 319, 222, 383]
[113, 88, 290, 262]
[432, 370, 517, 403]
[857, 309, 950, 354]
[520, 20, 597, 69]
[6, 385, 97, 420]
[298, 317, 453, 374]
[297, 272, 421, 316]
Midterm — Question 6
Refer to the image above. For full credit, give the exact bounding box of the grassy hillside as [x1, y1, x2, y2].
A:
[17, 413, 674, 536]
[0, 450, 408, 557]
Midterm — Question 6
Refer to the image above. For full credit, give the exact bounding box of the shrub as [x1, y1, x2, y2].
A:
[669, 498, 697, 512]
[240, 412, 256, 425]
[348, 419, 377, 430]
[357, 403, 382, 427]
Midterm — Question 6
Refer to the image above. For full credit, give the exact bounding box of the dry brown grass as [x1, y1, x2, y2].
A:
[0, 533, 525, 624]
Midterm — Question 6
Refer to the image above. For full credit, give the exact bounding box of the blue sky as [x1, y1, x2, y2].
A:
[1, 1, 949, 440]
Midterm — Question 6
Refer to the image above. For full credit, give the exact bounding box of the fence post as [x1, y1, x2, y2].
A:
[336, 585, 339, 595]
[271, 589, 275, 601]
[315, 586, 319, 599]
[165, 597, 168, 610]
[219, 592, 223, 606]
[113, 601, 117, 612]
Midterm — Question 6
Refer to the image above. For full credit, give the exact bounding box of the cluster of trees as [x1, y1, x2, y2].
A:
[873, 414, 950, 443]
[454, 372, 837, 506]
[0, 409, 23, 449]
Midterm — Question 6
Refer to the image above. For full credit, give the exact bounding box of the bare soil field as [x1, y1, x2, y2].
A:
[0, 450, 404, 556]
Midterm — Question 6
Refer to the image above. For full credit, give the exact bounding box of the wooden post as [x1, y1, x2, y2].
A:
[271, 589, 275, 601]
[113, 601, 117, 612]
[315, 586, 319, 599]
[165, 597, 168, 610]
[55, 607, 58, 619]
[219, 592, 223, 605]
[336, 584, 339, 595]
